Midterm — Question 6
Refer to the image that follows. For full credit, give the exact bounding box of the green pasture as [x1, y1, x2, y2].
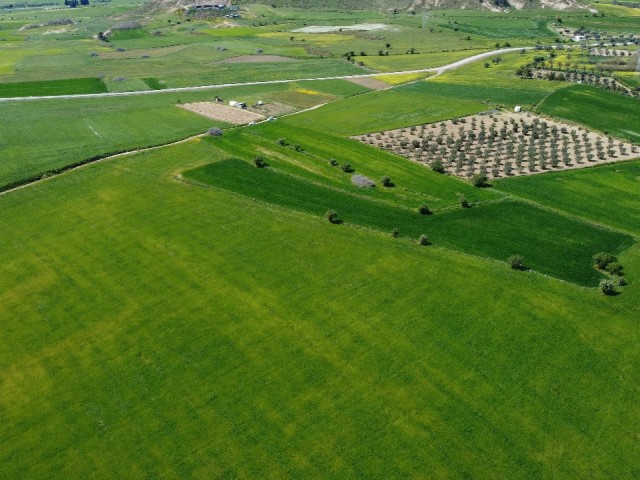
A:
[0, 79, 369, 188]
[1, 138, 639, 478]
[495, 160, 640, 236]
[537, 84, 640, 141]
[280, 80, 488, 135]
[185, 157, 631, 286]
[224, 123, 497, 208]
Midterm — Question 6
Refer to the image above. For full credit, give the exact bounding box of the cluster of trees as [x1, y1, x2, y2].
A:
[358, 115, 635, 180]
[64, 0, 88, 7]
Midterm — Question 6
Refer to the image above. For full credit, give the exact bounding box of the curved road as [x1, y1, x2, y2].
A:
[0, 47, 530, 103]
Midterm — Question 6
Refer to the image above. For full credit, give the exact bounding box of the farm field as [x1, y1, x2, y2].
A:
[537, 85, 640, 142]
[2, 1, 640, 479]
[0, 79, 369, 189]
[1, 138, 640, 479]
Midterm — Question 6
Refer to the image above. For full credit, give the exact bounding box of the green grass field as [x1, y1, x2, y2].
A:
[0, 77, 107, 97]
[184, 157, 632, 286]
[537, 85, 640, 142]
[1, 138, 640, 479]
[495, 160, 640, 236]
[2, 3, 640, 478]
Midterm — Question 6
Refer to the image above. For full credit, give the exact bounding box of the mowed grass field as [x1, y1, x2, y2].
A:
[1, 138, 640, 479]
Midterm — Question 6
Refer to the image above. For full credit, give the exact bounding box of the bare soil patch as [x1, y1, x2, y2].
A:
[179, 102, 265, 125]
[354, 112, 639, 180]
[292, 23, 390, 34]
[346, 77, 389, 90]
[219, 55, 295, 64]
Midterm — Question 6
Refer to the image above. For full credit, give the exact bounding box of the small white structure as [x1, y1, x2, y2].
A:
[228, 100, 247, 108]
[572, 35, 586, 42]
[514, 105, 522, 113]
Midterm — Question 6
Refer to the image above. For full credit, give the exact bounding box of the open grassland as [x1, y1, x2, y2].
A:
[0, 79, 368, 189]
[280, 81, 489, 135]
[191, 123, 500, 210]
[495, 160, 640, 236]
[1, 138, 640, 479]
[184, 156, 631, 286]
[537, 85, 640, 142]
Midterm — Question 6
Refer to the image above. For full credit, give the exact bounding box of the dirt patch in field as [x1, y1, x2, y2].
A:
[179, 102, 265, 125]
[252, 102, 294, 117]
[346, 77, 389, 90]
[292, 23, 390, 34]
[354, 111, 639, 179]
[219, 55, 295, 64]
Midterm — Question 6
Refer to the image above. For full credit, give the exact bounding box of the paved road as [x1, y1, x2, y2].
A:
[0, 47, 530, 103]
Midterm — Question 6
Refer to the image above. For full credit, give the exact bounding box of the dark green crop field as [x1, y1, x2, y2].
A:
[185, 158, 632, 285]
[537, 85, 640, 142]
[0, 77, 107, 97]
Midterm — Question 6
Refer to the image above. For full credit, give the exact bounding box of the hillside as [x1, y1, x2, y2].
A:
[227, 0, 584, 11]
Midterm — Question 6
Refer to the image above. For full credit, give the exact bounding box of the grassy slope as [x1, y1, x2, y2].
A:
[184, 157, 632, 286]
[0, 80, 367, 189]
[1, 139, 639, 479]
[537, 84, 640, 142]
[495, 160, 640, 236]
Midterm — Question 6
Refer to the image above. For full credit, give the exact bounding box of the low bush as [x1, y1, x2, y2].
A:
[417, 204, 431, 215]
[326, 209, 339, 224]
[254, 156, 267, 168]
[341, 163, 354, 173]
[508, 255, 526, 271]
[418, 234, 429, 246]
[599, 279, 616, 295]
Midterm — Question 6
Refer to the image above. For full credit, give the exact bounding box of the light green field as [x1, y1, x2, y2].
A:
[2, 4, 640, 478]
[1, 137, 640, 479]
[0, 79, 368, 189]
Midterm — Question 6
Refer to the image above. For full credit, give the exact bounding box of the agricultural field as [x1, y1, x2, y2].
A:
[2, 1, 640, 479]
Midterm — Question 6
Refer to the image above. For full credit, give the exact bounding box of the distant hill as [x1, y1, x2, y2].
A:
[229, 0, 584, 11]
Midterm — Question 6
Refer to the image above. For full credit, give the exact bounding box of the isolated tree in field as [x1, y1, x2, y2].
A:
[418, 234, 429, 246]
[277, 137, 287, 146]
[254, 156, 267, 168]
[472, 173, 488, 187]
[459, 195, 470, 208]
[599, 279, 615, 295]
[326, 210, 339, 224]
[508, 255, 526, 270]
[391, 228, 400, 238]
[417, 204, 431, 215]
[340, 162, 354, 173]
[381, 176, 392, 187]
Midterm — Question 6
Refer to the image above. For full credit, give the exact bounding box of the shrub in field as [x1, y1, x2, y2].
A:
[329, 159, 338, 166]
[508, 255, 526, 271]
[459, 196, 470, 208]
[417, 204, 431, 215]
[326, 210, 339, 224]
[277, 138, 287, 146]
[341, 163, 354, 173]
[605, 262, 624, 276]
[207, 127, 223, 137]
[472, 173, 488, 188]
[599, 279, 616, 295]
[254, 156, 267, 168]
[593, 252, 617, 270]
[431, 158, 445, 173]
[418, 234, 429, 246]
[391, 228, 400, 238]
[293, 144, 303, 152]
[380, 176, 392, 187]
